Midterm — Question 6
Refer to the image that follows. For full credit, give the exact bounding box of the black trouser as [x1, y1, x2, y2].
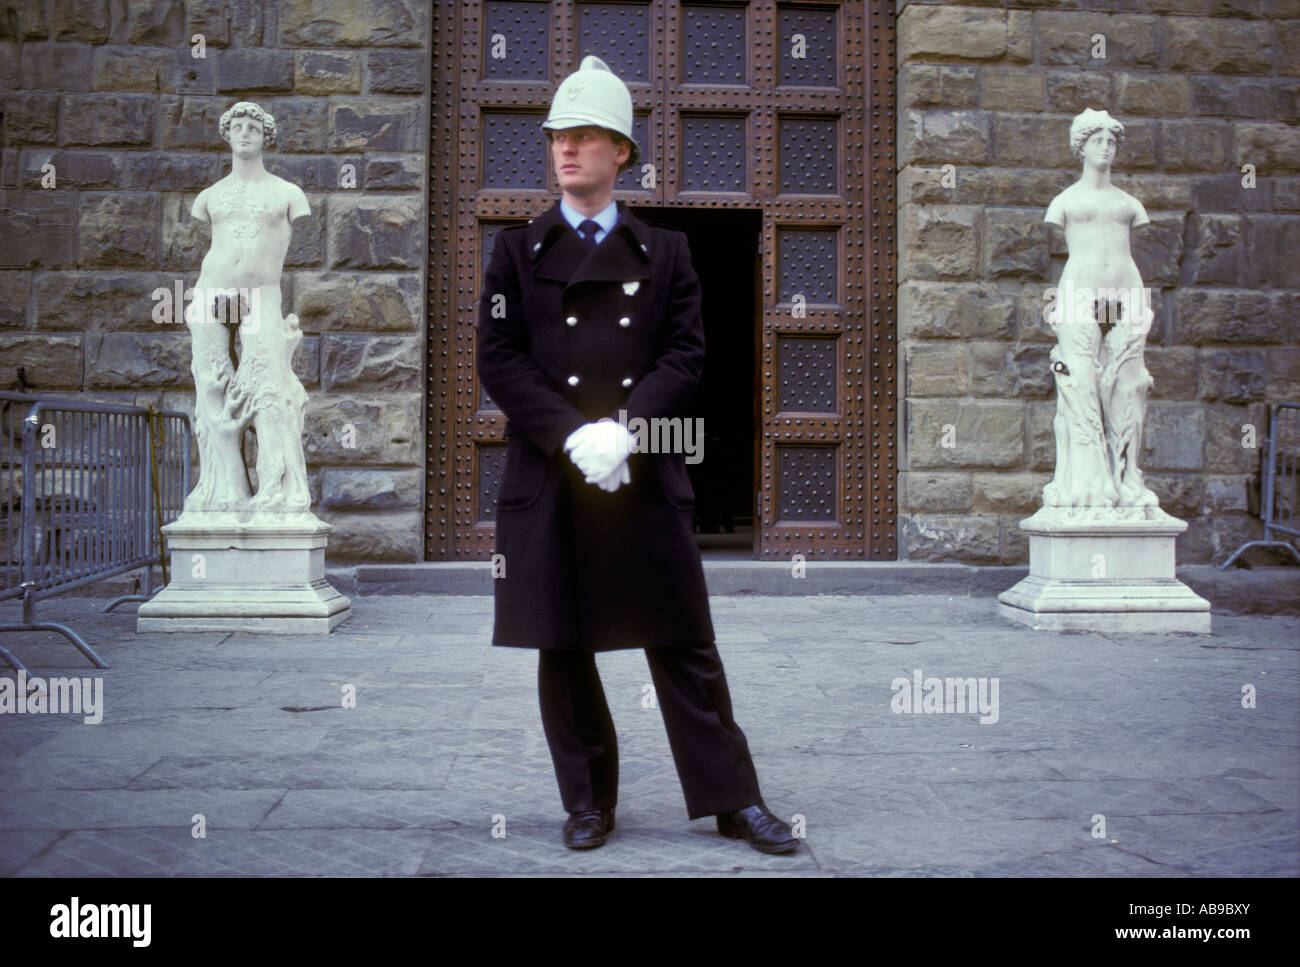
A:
[538, 642, 763, 820]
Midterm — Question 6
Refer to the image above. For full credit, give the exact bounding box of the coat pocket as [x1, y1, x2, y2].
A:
[496, 436, 548, 511]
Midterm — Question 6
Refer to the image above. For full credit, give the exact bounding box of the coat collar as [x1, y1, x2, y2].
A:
[525, 199, 651, 286]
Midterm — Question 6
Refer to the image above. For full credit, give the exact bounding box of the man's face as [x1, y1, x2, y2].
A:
[229, 115, 265, 159]
[1081, 129, 1116, 168]
[550, 125, 629, 199]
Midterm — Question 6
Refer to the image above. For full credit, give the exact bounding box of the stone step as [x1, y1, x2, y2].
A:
[10, 563, 1296, 616]
[323, 562, 1300, 615]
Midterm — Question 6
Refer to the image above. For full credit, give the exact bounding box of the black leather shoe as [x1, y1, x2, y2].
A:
[563, 808, 615, 849]
[716, 803, 798, 854]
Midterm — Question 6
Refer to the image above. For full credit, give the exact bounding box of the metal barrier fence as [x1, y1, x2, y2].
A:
[1221, 401, 1300, 570]
[0, 392, 191, 673]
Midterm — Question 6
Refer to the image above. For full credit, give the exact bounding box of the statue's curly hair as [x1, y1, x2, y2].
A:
[1069, 108, 1124, 159]
[219, 101, 277, 148]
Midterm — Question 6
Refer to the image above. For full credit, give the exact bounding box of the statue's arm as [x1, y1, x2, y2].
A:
[1044, 194, 1065, 227]
[191, 188, 210, 222]
[288, 185, 311, 222]
[1132, 196, 1150, 228]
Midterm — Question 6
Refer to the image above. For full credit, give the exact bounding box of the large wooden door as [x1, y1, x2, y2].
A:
[427, 0, 897, 560]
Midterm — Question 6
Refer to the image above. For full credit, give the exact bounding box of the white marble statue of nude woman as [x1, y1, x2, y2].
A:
[1040, 107, 1160, 514]
[183, 101, 314, 514]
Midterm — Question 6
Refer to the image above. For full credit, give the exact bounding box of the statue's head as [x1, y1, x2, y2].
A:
[1069, 108, 1123, 163]
[219, 101, 277, 154]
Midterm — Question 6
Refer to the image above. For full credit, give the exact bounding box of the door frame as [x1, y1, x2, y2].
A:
[425, 0, 897, 561]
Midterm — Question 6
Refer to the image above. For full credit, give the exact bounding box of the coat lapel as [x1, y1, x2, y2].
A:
[527, 200, 651, 288]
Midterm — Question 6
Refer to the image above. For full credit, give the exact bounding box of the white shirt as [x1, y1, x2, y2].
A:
[559, 198, 618, 245]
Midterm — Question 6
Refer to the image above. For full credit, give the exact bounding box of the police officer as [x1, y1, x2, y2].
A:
[476, 56, 797, 854]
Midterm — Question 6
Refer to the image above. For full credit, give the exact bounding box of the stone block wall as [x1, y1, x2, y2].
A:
[896, 0, 1300, 565]
[0, 0, 429, 563]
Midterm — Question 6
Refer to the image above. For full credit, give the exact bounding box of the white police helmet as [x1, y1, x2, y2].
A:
[541, 55, 640, 171]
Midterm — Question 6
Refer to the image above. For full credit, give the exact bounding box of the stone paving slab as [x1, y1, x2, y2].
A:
[333, 563, 1300, 615]
[0, 754, 164, 791]
[0, 828, 63, 876]
[1, 593, 1297, 877]
[0, 789, 285, 830]
[126, 752, 458, 791]
[14, 828, 434, 877]
[413, 823, 826, 876]
[256, 789, 464, 830]
[22, 722, 335, 758]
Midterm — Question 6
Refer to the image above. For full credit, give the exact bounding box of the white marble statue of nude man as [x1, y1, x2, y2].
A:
[183, 101, 314, 514]
[1040, 107, 1159, 513]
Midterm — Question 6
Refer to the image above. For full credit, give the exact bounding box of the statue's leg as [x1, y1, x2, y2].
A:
[1103, 307, 1157, 506]
[247, 410, 287, 510]
[1050, 319, 1118, 507]
[279, 315, 312, 507]
[1096, 299, 1123, 483]
[281, 387, 312, 508]
[246, 393, 309, 512]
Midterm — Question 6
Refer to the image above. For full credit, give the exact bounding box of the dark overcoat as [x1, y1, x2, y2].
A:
[476, 199, 714, 651]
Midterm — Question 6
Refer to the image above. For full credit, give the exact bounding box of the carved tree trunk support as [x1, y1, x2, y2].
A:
[183, 319, 253, 512]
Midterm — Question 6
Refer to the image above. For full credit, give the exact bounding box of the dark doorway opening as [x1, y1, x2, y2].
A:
[629, 206, 759, 558]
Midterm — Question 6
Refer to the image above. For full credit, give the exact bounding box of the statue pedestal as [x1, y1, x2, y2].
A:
[998, 506, 1211, 633]
[137, 512, 351, 634]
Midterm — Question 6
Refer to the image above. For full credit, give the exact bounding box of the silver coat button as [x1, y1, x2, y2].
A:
[618, 316, 630, 327]
[567, 375, 580, 386]
[565, 315, 578, 326]
[621, 377, 633, 388]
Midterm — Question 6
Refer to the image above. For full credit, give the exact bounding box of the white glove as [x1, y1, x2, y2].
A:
[593, 461, 631, 493]
[565, 419, 635, 483]
[563, 422, 598, 455]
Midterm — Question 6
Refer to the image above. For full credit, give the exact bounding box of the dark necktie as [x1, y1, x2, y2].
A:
[577, 218, 601, 246]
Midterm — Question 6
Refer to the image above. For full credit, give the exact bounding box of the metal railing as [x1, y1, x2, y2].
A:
[1221, 401, 1300, 570]
[1, 392, 191, 673]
